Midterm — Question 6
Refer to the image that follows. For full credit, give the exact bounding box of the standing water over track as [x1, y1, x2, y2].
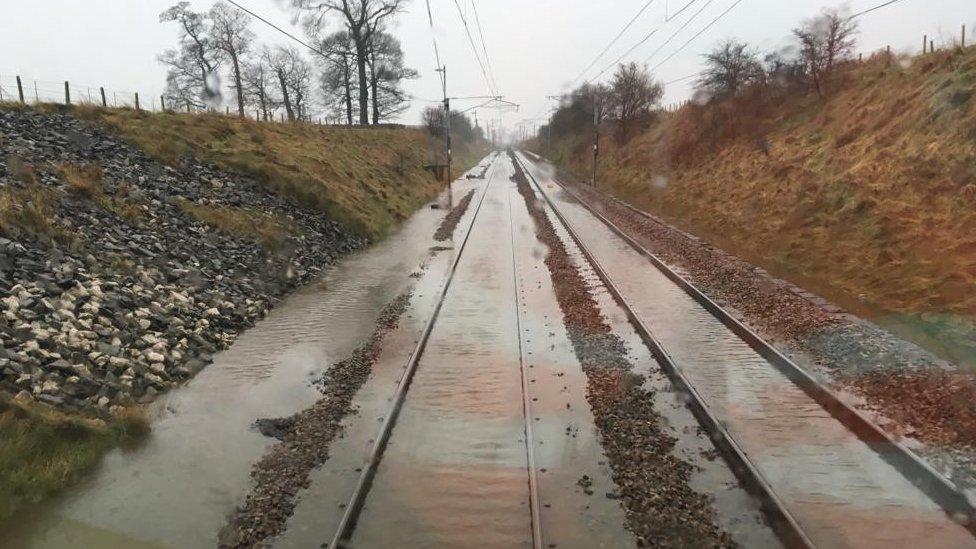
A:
[3, 190, 454, 549]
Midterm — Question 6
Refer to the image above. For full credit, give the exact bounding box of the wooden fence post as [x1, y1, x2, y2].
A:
[16, 76, 24, 103]
[963, 25, 967, 48]
[99, 87, 106, 107]
[134, 93, 140, 111]
[923, 34, 927, 53]
[64, 81, 71, 104]
[160, 95, 166, 111]
[931, 39, 935, 53]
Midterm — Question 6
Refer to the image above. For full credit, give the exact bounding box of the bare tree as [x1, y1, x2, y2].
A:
[242, 58, 279, 120]
[289, 0, 406, 125]
[793, 8, 858, 95]
[287, 54, 314, 121]
[698, 39, 764, 98]
[547, 83, 610, 140]
[210, 1, 255, 116]
[263, 46, 313, 122]
[367, 31, 417, 123]
[422, 105, 446, 137]
[159, 2, 222, 110]
[607, 62, 662, 140]
[264, 47, 296, 121]
[318, 31, 359, 124]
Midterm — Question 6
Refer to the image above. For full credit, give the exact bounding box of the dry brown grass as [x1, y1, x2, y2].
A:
[174, 198, 296, 251]
[546, 46, 976, 321]
[0, 170, 77, 248]
[55, 162, 104, 198]
[52, 162, 142, 224]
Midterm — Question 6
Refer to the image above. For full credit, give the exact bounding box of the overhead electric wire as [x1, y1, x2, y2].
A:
[470, 0, 500, 95]
[665, 72, 699, 85]
[586, 28, 660, 83]
[849, 0, 906, 19]
[651, 0, 746, 71]
[224, 0, 327, 58]
[570, 0, 658, 86]
[425, 0, 445, 91]
[665, 0, 699, 21]
[642, 0, 716, 64]
[453, 0, 496, 97]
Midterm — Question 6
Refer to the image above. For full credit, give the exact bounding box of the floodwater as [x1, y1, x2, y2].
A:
[2, 174, 459, 549]
[538, 180, 782, 548]
[346, 155, 633, 548]
[519, 152, 976, 548]
[271, 167, 493, 548]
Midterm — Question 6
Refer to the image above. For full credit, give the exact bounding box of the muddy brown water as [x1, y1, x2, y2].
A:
[519, 152, 976, 549]
[1, 177, 463, 549]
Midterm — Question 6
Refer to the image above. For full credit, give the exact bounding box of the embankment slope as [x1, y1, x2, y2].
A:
[0, 105, 446, 519]
[542, 47, 976, 364]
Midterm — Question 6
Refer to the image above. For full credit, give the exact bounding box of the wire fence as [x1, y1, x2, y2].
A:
[0, 72, 427, 130]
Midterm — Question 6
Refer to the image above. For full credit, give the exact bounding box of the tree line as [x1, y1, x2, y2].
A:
[542, 7, 860, 143]
[158, 0, 415, 124]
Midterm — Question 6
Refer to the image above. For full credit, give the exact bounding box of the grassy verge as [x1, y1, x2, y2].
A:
[0, 396, 149, 521]
[71, 107, 444, 237]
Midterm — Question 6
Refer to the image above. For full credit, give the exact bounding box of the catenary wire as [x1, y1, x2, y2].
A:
[642, 0, 716, 64]
[570, 0, 658, 85]
[452, 0, 496, 97]
[470, 0, 500, 95]
[652, 0, 746, 71]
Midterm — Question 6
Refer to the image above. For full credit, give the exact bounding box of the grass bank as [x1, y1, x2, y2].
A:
[73, 107, 444, 237]
[537, 47, 976, 367]
[0, 396, 148, 521]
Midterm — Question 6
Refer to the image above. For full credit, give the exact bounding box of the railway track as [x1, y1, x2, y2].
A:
[321, 150, 975, 548]
[513, 150, 976, 548]
[325, 155, 550, 549]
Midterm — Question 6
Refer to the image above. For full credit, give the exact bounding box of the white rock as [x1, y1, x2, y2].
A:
[1, 296, 18, 312]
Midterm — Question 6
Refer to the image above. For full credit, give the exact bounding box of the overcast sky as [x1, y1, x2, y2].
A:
[1, 0, 973, 137]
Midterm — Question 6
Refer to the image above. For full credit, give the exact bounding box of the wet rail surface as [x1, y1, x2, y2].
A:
[317, 155, 635, 548]
[515, 152, 976, 548]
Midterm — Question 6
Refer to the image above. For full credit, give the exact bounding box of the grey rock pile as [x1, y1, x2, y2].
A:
[0, 109, 366, 414]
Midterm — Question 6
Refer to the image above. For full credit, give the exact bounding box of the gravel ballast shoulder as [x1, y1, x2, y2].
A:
[510, 153, 734, 548]
[218, 292, 412, 548]
[546, 161, 976, 487]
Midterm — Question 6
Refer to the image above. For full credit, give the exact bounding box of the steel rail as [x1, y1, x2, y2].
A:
[511, 151, 815, 548]
[327, 157, 499, 549]
[514, 151, 976, 540]
[508, 181, 545, 549]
